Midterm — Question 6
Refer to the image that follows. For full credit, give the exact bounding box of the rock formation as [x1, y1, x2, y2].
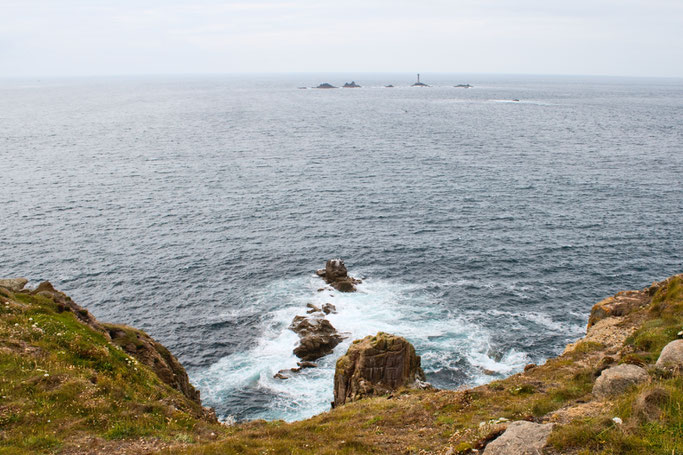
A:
[587, 290, 649, 328]
[315, 83, 336, 89]
[592, 364, 649, 398]
[342, 81, 361, 88]
[333, 332, 426, 407]
[0, 277, 28, 292]
[481, 421, 554, 455]
[289, 314, 345, 361]
[316, 259, 361, 292]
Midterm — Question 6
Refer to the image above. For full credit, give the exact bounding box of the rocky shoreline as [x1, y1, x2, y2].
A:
[1, 272, 681, 454]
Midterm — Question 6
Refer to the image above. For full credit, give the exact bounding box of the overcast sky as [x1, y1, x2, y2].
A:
[1, 0, 682, 77]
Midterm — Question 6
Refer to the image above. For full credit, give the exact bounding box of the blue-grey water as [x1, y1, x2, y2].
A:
[1, 73, 681, 422]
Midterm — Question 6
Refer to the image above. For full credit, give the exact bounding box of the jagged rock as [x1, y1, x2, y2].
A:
[0, 278, 28, 292]
[316, 259, 360, 292]
[297, 361, 318, 369]
[342, 81, 361, 88]
[593, 364, 649, 398]
[322, 303, 336, 314]
[333, 332, 425, 407]
[290, 315, 344, 361]
[274, 372, 289, 380]
[481, 421, 554, 455]
[587, 290, 648, 328]
[655, 339, 683, 371]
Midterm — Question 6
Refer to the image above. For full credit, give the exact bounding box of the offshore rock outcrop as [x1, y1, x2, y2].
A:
[316, 258, 361, 292]
[290, 314, 345, 361]
[333, 332, 426, 407]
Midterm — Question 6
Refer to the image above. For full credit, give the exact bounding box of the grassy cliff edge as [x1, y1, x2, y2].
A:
[1, 275, 681, 454]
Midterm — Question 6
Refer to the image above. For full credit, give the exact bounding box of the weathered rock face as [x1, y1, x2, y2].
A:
[31, 281, 103, 333]
[587, 290, 649, 328]
[481, 421, 554, 455]
[316, 259, 361, 292]
[656, 339, 683, 371]
[0, 278, 28, 292]
[593, 364, 649, 398]
[333, 332, 425, 407]
[290, 315, 344, 361]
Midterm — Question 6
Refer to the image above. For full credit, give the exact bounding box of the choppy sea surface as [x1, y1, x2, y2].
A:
[1, 73, 681, 421]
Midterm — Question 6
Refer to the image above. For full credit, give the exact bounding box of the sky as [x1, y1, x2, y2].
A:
[1, 0, 682, 77]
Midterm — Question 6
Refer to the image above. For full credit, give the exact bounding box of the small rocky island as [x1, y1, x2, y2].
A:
[342, 81, 361, 88]
[315, 82, 336, 89]
[455, 84, 473, 88]
[316, 258, 361, 292]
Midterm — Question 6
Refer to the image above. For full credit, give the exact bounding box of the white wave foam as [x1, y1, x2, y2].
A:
[192, 273, 533, 422]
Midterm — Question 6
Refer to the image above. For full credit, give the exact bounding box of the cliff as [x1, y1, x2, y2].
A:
[1, 274, 681, 454]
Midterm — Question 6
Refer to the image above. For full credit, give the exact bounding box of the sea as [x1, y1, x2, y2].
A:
[1, 73, 681, 422]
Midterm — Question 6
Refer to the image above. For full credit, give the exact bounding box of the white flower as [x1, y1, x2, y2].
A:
[44, 373, 49, 377]
[612, 417, 623, 425]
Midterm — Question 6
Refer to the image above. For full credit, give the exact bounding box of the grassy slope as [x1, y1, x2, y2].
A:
[0, 288, 225, 455]
[1, 276, 680, 455]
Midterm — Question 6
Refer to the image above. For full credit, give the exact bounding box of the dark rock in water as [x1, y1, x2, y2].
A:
[297, 361, 318, 369]
[343, 81, 361, 88]
[297, 87, 307, 89]
[385, 84, 394, 88]
[322, 303, 337, 314]
[317, 259, 361, 292]
[274, 372, 289, 380]
[290, 315, 345, 361]
[315, 83, 336, 89]
[333, 332, 426, 407]
[454, 84, 473, 88]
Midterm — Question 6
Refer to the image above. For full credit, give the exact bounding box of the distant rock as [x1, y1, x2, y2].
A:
[315, 83, 336, 89]
[385, 84, 394, 88]
[455, 84, 473, 88]
[290, 315, 344, 361]
[343, 81, 361, 88]
[0, 278, 28, 292]
[333, 332, 426, 407]
[593, 364, 649, 398]
[655, 339, 683, 371]
[482, 421, 554, 455]
[316, 259, 361, 292]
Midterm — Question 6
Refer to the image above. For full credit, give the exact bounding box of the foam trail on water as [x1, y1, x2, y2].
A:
[192, 272, 529, 422]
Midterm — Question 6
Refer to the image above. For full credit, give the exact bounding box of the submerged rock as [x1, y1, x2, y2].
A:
[290, 315, 344, 361]
[316, 259, 361, 292]
[333, 332, 426, 407]
[322, 303, 336, 314]
[593, 364, 649, 398]
[481, 421, 554, 455]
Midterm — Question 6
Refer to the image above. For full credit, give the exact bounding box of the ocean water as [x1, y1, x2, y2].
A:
[1, 73, 681, 422]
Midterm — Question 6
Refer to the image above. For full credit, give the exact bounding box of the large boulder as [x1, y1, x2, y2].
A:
[481, 421, 554, 455]
[316, 259, 360, 292]
[593, 364, 649, 398]
[0, 278, 28, 292]
[290, 315, 344, 361]
[333, 332, 425, 407]
[655, 339, 683, 372]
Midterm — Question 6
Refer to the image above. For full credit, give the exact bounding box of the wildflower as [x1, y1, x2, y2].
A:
[612, 417, 623, 425]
